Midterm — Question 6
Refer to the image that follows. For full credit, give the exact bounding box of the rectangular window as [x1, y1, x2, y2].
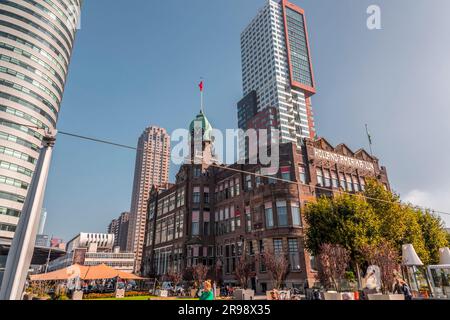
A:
[299, 166, 307, 184]
[276, 201, 288, 227]
[192, 211, 200, 236]
[288, 239, 301, 271]
[281, 167, 291, 181]
[323, 169, 331, 187]
[264, 203, 274, 229]
[273, 239, 283, 254]
[230, 180, 235, 197]
[193, 191, 200, 204]
[235, 178, 241, 196]
[291, 202, 302, 227]
[167, 217, 174, 241]
[246, 175, 252, 191]
[255, 169, 262, 187]
[194, 167, 201, 177]
[346, 174, 353, 191]
[169, 194, 175, 211]
[203, 222, 210, 235]
[316, 169, 324, 186]
[340, 173, 346, 190]
[179, 189, 185, 206]
[353, 176, 360, 192]
[245, 206, 252, 232]
[192, 222, 199, 236]
[360, 177, 366, 191]
[331, 171, 339, 188]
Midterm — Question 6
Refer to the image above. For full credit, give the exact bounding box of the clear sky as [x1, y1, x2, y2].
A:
[43, 0, 450, 240]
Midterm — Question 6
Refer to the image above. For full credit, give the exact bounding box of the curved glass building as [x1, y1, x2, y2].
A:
[0, 0, 81, 244]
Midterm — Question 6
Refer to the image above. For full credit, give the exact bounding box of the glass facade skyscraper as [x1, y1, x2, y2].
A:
[0, 0, 81, 245]
[239, 0, 316, 147]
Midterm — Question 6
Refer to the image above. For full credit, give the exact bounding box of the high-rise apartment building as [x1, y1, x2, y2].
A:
[0, 0, 82, 245]
[127, 126, 170, 272]
[239, 0, 316, 148]
[108, 211, 129, 252]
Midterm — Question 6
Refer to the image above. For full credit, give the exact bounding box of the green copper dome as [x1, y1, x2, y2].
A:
[189, 111, 213, 142]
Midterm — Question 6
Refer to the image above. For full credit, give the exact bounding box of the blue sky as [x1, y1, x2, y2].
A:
[43, 0, 450, 240]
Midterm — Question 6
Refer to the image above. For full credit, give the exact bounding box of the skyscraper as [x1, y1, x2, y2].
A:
[108, 211, 129, 252]
[127, 126, 170, 272]
[239, 0, 316, 148]
[0, 0, 81, 245]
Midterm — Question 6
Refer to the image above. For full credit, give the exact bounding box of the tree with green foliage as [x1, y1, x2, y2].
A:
[363, 179, 429, 263]
[305, 193, 381, 263]
[305, 179, 449, 274]
[417, 211, 449, 264]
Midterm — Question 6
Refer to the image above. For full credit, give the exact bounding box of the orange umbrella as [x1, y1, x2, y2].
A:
[117, 271, 145, 280]
[30, 264, 146, 281]
[30, 264, 88, 281]
[82, 264, 119, 280]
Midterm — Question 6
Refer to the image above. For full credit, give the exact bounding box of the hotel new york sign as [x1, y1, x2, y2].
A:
[313, 148, 375, 173]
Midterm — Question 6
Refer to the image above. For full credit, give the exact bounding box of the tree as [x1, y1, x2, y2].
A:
[263, 250, 289, 290]
[364, 180, 429, 263]
[417, 210, 449, 264]
[192, 264, 209, 284]
[166, 268, 183, 287]
[305, 193, 381, 263]
[234, 256, 254, 289]
[361, 242, 400, 294]
[317, 244, 351, 292]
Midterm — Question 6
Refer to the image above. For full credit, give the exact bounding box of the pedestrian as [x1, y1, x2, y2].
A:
[213, 281, 217, 299]
[394, 278, 413, 300]
[199, 280, 214, 300]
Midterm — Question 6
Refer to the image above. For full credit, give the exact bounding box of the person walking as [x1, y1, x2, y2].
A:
[199, 280, 214, 300]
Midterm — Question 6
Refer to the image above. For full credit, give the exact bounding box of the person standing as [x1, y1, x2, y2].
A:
[213, 281, 217, 299]
[199, 280, 214, 300]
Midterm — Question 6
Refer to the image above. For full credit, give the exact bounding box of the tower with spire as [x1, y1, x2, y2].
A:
[188, 81, 215, 170]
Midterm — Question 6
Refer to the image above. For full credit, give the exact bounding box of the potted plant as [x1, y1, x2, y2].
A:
[362, 243, 405, 300]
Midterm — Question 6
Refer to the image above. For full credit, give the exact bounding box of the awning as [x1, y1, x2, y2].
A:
[30, 264, 145, 281]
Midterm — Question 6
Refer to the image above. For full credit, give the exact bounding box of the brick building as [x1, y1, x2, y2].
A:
[141, 112, 390, 293]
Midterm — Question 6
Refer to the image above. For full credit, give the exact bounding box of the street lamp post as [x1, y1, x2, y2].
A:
[0, 131, 57, 300]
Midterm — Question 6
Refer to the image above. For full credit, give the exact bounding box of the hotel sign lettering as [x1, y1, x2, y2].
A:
[313, 148, 375, 172]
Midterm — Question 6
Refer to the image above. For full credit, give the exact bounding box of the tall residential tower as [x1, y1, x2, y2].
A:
[127, 126, 170, 272]
[0, 0, 81, 245]
[239, 0, 316, 148]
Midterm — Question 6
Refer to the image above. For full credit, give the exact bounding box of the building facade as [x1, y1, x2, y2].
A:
[0, 0, 82, 245]
[127, 126, 171, 271]
[141, 110, 390, 293]
[108, 211, 129, 252]
[47, 232, 135, 273]
[239, 0, 316, 148]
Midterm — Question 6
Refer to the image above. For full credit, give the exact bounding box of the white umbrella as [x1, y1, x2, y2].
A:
[439, 248, 450, 265]
[402, 244, 424, 266]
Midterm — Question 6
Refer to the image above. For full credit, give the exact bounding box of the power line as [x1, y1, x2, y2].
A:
[1, 118, 450, 217]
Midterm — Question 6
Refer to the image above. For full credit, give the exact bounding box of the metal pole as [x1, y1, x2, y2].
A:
[0, 131, 56, 300]
[44, 243, 53, 274]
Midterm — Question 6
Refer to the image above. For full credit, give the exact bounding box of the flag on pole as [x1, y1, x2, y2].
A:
[365, 124, 373, 145]
[199, 81, 204, 92]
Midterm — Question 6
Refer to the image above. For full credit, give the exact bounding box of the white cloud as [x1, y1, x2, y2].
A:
[403, 189, 450, 227]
